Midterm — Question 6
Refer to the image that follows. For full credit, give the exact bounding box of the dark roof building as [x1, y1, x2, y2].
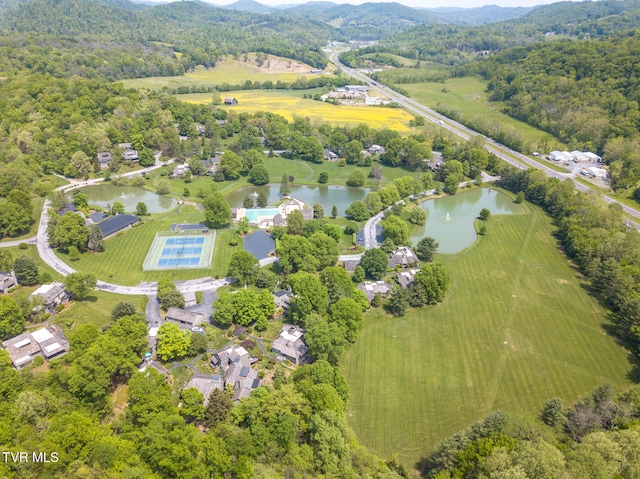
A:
[273, 290, 291, 311]
[97, 214, 140, 238]
[388, 246, 419, 268]
[357, 281, 392, 302]
[272, 325, 308, 365]
[123, 149, 139, 161]
[165, 308, 203, 327]
[397, 269, 419, 288]
[184, 376, 224, 405]
[97, 152, 111, 169]
[224, 97, 238, 105]
[343, 259, 361, 273]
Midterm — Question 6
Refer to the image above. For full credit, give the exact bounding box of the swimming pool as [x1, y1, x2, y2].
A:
[243, 208, 279, 223]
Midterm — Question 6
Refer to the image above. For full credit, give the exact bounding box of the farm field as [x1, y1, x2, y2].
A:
[177, 90, 415, 132]
[403, 77, 565, 150]
[342, 200, 635, 469]
[121, 53, 331, 91]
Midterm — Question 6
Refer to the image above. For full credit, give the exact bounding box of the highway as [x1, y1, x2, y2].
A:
[328, 49, 640, 227]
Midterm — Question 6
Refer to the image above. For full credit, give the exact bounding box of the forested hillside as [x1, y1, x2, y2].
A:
[0, 0, 333, 77]
[361, 0, 640, 65]
[470, 35, 640, 188]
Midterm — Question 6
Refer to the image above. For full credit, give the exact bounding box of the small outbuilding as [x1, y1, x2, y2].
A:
[165, 307, 203, 328]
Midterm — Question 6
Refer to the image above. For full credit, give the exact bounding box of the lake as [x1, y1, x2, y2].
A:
[82, 185, 176, 214]
[226, 184, 371, 215]
[410, 188, 523, 254]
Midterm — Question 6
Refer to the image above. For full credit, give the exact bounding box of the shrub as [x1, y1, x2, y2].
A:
[56, 304, 65, 313]
[18, 243, 28, 250]
[33, 356, 44, 367]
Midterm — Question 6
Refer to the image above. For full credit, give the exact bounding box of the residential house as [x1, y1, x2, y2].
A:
[273, 290, 291, 312]
[226, 357, 261, 403]
[224, 97, 238, 105]
[183, 291, 197, 308]
[203, 157, 221, 176]
[184, 376, 224, 405]
[97, 152, 111, 170]
[368, 144, 385, 155]
[357, 281, 392, 302]
[343, 259, 361, 273]
[118, 143, 133, 149]
[272, 325, 308, 365]
[210, 345, 255, 370]
[165, 308, 203, 328]
[388, 246, 419, 268]
[425, 151, 444, 171]
[2, 326, 69, 369]
[123, 149, 139, 161]
[397, 269, 419, 288]
[324, 148, 339, 161]
[30, 282, 70, 312]
[0, 271, 17, 294]
[172, 164, 189, 178]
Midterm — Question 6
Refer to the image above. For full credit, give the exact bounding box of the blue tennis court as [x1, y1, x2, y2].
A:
[165, 237, 205, 245]
[161, 247, 203, 256]
[142, 232, 216, 271]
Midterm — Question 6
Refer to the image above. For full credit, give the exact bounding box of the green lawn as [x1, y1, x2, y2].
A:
[403, 77, 566, 152]
[2, 244, 63, 283]
[55, 291, 148, 332]
[342, 201, 635, 469]
[59, 206, 239, 285]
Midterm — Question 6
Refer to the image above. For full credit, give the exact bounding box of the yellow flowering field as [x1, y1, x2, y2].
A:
[179, 90, 414, 131]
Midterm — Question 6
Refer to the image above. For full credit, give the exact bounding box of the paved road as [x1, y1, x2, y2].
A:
[146, 294, 162, 328]
[0, 237, 36, 248]
[328, 49, 640, 229]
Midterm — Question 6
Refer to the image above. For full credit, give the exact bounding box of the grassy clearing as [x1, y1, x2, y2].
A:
[2, 244, 63, 283]
[121, 54, 330, 91]
[54, 290, 148, 332]
[342, 200, 635, 468]
[403, 77, 566, 150]
[177, 90, 415, 132]
[58, 206, 237, 285]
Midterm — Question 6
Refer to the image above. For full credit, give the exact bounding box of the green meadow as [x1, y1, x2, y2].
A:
[342, 198, 635, 468]
[403, 76, 565, 150]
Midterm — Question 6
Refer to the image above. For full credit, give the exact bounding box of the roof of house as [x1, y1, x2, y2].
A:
[89, 212, 109, 223]
[225, 356, 260, 402]
[184, 376, 224, 405]
[166, 308, 202, 325]
[343, 259, 361, 273]
[2, 326, 69, 367]
[388, 246, 419, 268]
[97, 214, 140, 237]
[97, 152, 111, 162]
[357, 281, 392, 301]
[397, 269, 419, 288]
[31, 282, 66, 304]
[272, 324, 308, 363]
[183, 291, 197, 305]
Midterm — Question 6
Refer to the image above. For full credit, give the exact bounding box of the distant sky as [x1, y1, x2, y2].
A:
[200, 0, 572, 9]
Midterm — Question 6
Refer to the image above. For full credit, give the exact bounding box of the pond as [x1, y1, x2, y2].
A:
[226, 184, 371, 215]
[82, 185, 176, 214]
[410, 188, 523, 254]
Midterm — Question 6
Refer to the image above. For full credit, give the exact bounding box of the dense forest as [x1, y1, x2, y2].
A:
[0, 0, 334, 76]
[466, 35, 640, 188]
[420, 384, 640, 477]
[342, 0, 640, 65]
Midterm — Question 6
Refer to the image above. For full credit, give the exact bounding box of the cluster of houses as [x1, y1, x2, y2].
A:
[346, 246, 421, 303]
[321, 85, 385, 106]
[96, 143, 139, 170]
[172, 156, 221, 178]
[182, 323, 308, 405]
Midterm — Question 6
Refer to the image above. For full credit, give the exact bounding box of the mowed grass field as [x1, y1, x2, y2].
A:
[178, 90, 414, 132]
[404, 77, 564, 149]
[342, 200, 635, 468]
[58, 206, 241, 285]
[121, 54, 331, 91]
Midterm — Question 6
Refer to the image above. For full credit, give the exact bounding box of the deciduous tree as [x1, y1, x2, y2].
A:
[156, 322, 191, 361]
